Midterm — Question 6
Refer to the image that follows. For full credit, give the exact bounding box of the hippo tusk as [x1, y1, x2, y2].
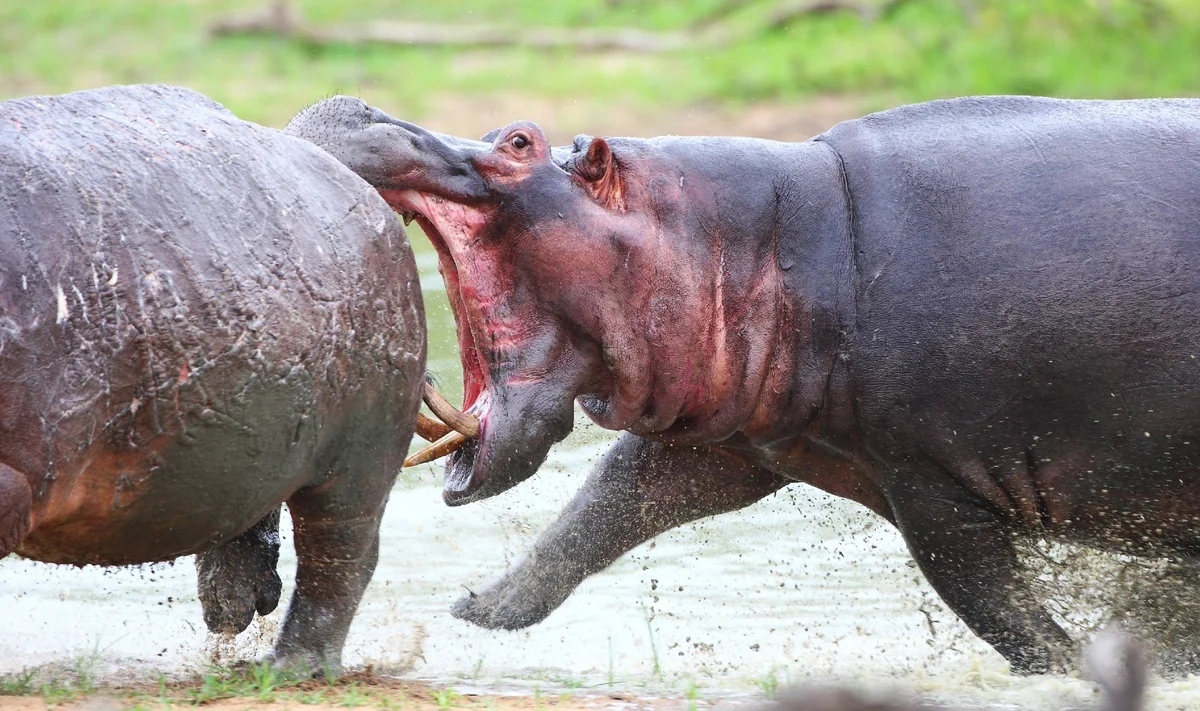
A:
[404, 429, 470, 468]
[422, 382, 480, 438]
[414, 412, 452, 442]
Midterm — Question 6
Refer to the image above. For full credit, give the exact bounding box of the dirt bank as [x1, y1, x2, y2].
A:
[0, 675, 736, 711]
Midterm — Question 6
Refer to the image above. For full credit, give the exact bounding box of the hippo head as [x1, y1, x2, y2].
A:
[287, 97, 790, 504]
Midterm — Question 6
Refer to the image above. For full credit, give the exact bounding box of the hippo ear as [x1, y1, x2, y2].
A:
[576, 138, 625, 212]
[481, 128, 502, 143]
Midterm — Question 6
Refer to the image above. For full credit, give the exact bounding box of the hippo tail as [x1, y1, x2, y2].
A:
[1086, 627, 1146, 711]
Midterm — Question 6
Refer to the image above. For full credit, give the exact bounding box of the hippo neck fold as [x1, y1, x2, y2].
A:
[588, 139, 857, 450]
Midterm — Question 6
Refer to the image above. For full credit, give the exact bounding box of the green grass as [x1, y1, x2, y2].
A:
[2, 0, 1199, 130]
[160, 664, 399, 707]
[0, 668, 39, 696]
[0, 652, 102, 704]
[431, 687, 463, 709]
[642, 606, 662, 681]
[187, 663, 295, 703]
[684, 679, 701, 711]
[1, 659, 477, 709]
[338, 682, 373, 707]
[755, 669, 779, 700]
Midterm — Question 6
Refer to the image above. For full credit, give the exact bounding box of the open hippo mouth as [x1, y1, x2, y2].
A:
[286, 97, 581, 505]
[393, 191, 492, 493]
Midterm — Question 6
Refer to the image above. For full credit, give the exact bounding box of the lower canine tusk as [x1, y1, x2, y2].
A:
[415, 412, 452, 442]
[404, 429, 470, 468]
[423, 383, 480, 437]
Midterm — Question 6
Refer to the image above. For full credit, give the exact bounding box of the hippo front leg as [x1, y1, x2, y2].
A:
[195, 507, 283, 635]
[885, 468, 1074, 675]
[452, 433, 786, 630]
[0, 463, 32, 558]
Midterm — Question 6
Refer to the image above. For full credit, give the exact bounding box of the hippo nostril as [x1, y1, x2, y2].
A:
[367, 107, 394, 126]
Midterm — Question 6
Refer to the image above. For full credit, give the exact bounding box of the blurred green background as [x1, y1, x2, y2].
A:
[3, 0, 1199, 410]
[4, 0, 1199, 130]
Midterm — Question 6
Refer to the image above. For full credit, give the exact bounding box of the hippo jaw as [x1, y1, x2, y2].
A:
[287, 97, 586, 504]
[388, 189, 580, 505]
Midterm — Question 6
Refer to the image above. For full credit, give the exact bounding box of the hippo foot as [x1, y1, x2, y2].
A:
[451, 562, 575, 630]
[196, 509, 283, 635]
[197, 567, 282, 635]
[261, 650, 340, 679]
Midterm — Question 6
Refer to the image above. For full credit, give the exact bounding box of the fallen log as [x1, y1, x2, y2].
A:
[209, 1, 690, 52]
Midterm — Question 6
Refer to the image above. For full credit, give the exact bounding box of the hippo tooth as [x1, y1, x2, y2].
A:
[422, 382, 479, 437]
[404, 429, 470, 468]
[402, 211, 417, 226]
[415, 411, 452, 442]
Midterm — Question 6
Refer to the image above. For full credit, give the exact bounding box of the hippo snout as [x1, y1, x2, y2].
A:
[284, 95, 375, 145]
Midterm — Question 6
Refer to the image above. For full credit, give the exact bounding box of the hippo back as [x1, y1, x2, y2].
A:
[0, 85, 424, 563]
[817, 96, 1200, 529]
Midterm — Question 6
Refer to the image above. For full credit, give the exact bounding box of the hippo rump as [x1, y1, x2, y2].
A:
[0, 85, 425, 672]
[288, 95, 1200, 674]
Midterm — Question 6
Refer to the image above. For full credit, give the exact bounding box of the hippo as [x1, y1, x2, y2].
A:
[0, 84, 431, 673]
[289, 95, 1200, 674]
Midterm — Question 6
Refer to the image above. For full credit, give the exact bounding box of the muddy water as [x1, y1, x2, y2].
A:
[3, 238, 1200, 710]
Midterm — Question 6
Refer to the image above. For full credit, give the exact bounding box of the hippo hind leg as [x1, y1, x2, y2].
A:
[267, 402, 407, 676]
[196, 507, 283, 635]
[885, 465, 1075, 674]
[0, 463, 32, 559]
[1109, 553, 1200, 676]
[267, 476, 390, 676]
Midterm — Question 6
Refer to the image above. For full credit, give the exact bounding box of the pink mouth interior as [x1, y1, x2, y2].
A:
[425, 217, 486, 410]
[381, 189, 489, 415]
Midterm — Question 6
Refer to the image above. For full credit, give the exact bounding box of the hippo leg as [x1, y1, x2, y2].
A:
[195, 507, 283, 635]
[1157, 555, 1200, 674]
[267, 476, 391, 676]
[0, 463, 32, 558]
[1112, 554, 1200, 676]
[885, 469, 1074, 675]
[451, 432, 786, 629]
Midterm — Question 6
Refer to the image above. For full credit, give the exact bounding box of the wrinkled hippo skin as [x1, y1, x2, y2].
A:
[292, 95, 1200, 674]
[0, 85, 425, 673]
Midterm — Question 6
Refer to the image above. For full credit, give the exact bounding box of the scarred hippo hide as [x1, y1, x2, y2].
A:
[290, 94, 1200, 675]
[0, 85, 426, 673]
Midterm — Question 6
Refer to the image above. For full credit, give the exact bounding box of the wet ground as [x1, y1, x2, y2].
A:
[5, 114, 1200, 710]
[2, 253, 1196, 710]
[10, 414, 1193, 709]
[0, 419, 1098, 710]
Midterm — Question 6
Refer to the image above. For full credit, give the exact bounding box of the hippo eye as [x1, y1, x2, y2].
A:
[510, 133, 530, 150]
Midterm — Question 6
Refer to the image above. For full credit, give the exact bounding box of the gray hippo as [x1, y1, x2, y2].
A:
[0, 84, 428, 673]
[289, 95, 1200, 674]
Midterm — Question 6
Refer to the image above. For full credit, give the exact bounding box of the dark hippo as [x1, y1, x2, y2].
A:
[290, 95, 1200, 674]
[0, 85, 426, 673]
